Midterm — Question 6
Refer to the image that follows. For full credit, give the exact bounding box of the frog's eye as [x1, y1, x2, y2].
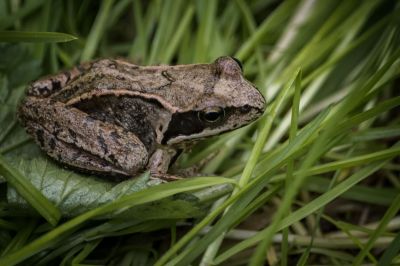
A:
[199, 107, 225, 123]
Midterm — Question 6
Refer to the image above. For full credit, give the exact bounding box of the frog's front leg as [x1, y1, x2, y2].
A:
[148, 149, 182, 180]
[19, 97, 148, 177]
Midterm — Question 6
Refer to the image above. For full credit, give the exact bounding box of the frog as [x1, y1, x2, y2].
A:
[17, 56, 266, 180]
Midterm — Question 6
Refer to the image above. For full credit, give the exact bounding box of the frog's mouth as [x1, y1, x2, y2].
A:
[162, 105, 264, 145]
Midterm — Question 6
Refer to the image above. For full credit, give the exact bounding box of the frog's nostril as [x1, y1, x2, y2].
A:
[239, 104, 251, 113]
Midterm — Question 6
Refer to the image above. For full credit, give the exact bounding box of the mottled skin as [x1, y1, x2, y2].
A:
[18, 57, 266, 179]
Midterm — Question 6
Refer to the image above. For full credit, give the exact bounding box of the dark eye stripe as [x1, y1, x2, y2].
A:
[162, 111, 205, 144]
[161, 106, 253, 144]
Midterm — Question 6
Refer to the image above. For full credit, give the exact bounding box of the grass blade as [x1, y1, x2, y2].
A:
[0, 31, 77, 43]
[0, 155, 61, 226]
[0, 176, 233, 266]
[215, 159, 391, 264]
[353, 193, 400, 265]
[378, 231, 400, 266]
[81, 0, 115, 61]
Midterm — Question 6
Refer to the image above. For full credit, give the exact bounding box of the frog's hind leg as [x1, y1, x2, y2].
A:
[24, 121, 129, 177]
[19, 97, 148, 177]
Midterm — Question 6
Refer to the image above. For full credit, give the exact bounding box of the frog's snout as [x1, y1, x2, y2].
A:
[253, 86, 266, 113]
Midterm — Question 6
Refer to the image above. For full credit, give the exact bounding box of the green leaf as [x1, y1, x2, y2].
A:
[5, 157, 216, 219]
[0, 31, 77, 43]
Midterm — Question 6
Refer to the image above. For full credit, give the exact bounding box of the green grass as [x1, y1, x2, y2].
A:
[0, 0, 399, 265]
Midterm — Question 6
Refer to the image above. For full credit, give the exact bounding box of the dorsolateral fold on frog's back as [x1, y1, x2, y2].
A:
[137, 56, 266, 113]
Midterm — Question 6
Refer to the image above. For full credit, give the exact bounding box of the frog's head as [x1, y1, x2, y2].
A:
[163, 56, 266, 145]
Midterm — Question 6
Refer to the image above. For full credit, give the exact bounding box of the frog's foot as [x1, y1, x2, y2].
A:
[148, 148, 183, 182]
[150, 173, 183, 182]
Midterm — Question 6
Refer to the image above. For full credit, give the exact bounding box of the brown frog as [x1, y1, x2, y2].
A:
[18, 57, 266, 179]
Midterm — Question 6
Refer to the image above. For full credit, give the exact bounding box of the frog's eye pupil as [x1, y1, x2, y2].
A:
[204, 112, 220, 122]
[199, 107, 225, 123]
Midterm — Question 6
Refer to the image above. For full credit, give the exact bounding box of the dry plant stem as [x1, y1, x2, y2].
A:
[199, 228, 396, 249]
[326, 216, 400, 238]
